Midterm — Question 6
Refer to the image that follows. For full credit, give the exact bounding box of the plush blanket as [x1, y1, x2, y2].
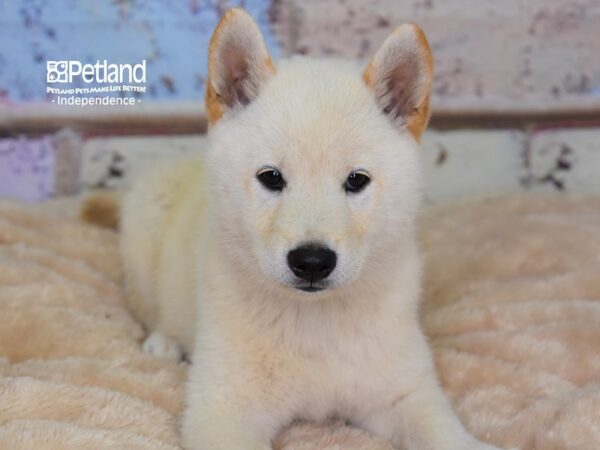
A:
[0, 195, 599, 450]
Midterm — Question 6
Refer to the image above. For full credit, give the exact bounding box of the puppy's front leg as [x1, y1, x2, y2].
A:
[181, 401, 279, 450]
[361, 383, 503, 450]
[181, 363, 286, 450]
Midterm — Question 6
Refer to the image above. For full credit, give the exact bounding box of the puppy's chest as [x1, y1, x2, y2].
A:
[289, 323, 409, 414]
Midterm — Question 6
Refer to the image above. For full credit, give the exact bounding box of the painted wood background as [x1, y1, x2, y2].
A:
[0, 0, 599, 202]
[1, 0, 599, 109]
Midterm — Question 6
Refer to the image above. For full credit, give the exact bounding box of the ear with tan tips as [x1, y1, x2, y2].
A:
[363, 23, 433, 140]
[205, 8, 275, 125]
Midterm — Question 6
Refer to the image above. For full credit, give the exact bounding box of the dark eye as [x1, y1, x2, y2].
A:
[344, 171, 371, 193]
[257, 167, 285, 192]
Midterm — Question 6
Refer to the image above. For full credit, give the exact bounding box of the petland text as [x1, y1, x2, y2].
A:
[47, 60, 146, 84]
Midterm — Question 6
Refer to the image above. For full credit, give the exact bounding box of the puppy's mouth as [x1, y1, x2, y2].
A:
[295, 282, 328, 293]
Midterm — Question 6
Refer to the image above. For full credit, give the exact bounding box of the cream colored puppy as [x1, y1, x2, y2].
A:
[114, 8, 507, 450]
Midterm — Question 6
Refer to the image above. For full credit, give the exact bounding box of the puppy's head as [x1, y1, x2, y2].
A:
[205, 9, 432, 296]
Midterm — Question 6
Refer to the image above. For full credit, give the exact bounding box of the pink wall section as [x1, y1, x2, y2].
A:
[0, 136, 55, 202]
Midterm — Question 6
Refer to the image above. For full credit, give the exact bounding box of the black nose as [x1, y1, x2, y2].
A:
[287, 244, 337, 283]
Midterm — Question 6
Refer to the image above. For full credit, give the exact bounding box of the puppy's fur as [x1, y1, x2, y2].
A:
[91, 9, 506, 450]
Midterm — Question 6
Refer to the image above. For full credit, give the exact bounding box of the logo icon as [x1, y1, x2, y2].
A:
[47, 61, 68, 83]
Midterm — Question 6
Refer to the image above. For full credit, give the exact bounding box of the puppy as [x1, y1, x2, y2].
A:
[101, 8, 507, 450]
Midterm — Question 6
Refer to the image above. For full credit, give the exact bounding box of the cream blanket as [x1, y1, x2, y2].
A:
[0, 195, 599, 450]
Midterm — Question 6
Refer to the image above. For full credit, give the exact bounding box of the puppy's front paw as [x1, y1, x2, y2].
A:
[142, 331, 184, 361]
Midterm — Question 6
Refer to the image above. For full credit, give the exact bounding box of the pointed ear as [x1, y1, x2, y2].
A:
[205, 9, 275, 125]
[363, 23, 433, 140]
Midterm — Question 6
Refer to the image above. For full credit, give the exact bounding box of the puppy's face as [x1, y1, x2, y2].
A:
[205, 9, 432, 296]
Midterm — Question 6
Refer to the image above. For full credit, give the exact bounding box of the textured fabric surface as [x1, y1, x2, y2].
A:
[0, 195, 599, 449]
[420, 195, 600, 450]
